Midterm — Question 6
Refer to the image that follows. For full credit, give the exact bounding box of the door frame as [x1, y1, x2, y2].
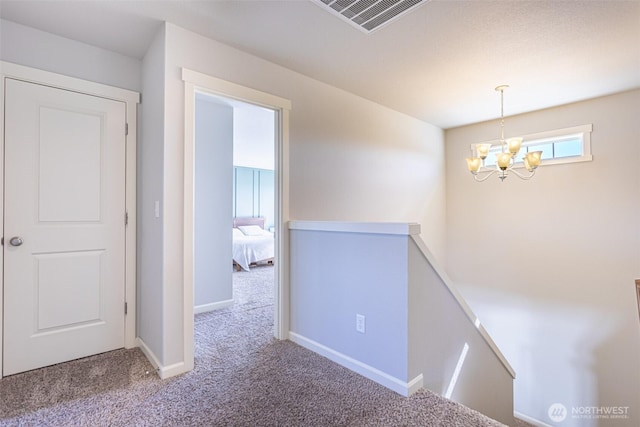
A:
[0, 61, 140, 379]
[182, 68, 291, 370]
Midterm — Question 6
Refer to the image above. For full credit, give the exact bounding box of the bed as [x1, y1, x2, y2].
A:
[232, 217, 274, 271]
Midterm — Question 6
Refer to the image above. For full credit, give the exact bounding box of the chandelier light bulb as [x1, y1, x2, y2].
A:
[496, 152, 512, 170]
[525, 151, 542, 169]
[466, 157, 482, 174]
[476, 143, 492, 160]
[507, 137, 522, 155]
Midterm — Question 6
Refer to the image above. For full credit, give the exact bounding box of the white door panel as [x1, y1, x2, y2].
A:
[3, 78, 126, 376]
[38, 106, 103, 222]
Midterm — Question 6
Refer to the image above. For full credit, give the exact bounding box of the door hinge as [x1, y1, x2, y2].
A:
[125, 212, 129, 226]
[125, 302, 128, 315]
[125, 123, 129, 136]
[1, 237, 3, 246]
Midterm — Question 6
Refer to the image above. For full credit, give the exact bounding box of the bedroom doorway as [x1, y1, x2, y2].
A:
[193, 93, 276, 313]
[183, 69, 291, 372]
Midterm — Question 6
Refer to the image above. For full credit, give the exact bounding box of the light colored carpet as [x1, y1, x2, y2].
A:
[0, 265, 517, 426]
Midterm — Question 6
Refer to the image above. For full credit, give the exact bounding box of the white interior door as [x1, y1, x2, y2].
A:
[3, 78, 126, 376]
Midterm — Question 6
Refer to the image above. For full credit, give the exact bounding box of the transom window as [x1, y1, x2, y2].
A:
[477, 124, 593, 169]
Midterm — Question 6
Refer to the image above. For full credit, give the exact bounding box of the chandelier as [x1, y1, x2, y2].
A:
[466, 85, 542, 182]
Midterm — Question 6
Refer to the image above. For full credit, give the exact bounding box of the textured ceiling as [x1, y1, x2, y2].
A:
[1, 0, 638, 129]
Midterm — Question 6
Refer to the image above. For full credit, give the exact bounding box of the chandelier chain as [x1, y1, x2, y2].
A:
[499, 87, 505, 152]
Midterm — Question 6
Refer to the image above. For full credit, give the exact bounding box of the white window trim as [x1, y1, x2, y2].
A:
[473, 124, 593, 170]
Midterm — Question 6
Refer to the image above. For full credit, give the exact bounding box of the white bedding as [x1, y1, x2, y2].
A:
[232, 227, 274, 271]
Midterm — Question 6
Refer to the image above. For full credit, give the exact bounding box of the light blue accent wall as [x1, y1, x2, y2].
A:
[290, 229, 409, 380]
[234, 167, 254, 218]
[258, 170, 274, 229]
[233, 166, 274, 229]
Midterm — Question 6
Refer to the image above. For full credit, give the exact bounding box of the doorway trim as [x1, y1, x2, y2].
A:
[182, 68, 291, 370]
[0, 61, 140, 379]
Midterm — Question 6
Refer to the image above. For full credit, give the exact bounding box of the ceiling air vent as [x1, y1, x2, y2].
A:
[315, 0, 429, 33]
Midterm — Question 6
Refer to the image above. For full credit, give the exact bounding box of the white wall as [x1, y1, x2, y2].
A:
[0, 19, 141, 92]
[446, 90, 640, 426]
[194, 94, 233, 309]
[138, 25, 165, 363]
[288, 81, 446, 260]
[408, 237, 514, 425]
[163, 23, 446, 261]
[233, 105, 275, 170]
[160, 22, 447, 368]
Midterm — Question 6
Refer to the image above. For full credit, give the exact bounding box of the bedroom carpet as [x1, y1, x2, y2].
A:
[0, 265, 526, 427]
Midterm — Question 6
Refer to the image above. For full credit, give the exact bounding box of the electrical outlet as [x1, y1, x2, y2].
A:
[356, 314, 366, 333]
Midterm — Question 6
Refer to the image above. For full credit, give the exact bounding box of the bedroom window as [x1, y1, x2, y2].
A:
[479, 124, 593, 169]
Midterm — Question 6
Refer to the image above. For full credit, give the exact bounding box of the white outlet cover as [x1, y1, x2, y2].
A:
[356, 314, 366, 333]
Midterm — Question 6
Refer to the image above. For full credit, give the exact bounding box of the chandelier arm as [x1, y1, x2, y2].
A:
[509, 167, 536, 180]
[472, 169, 498, 182]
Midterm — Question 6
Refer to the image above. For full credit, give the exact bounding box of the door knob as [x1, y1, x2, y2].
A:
[9, 236, 24, 247]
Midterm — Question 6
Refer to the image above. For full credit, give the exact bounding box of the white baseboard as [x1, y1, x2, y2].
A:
[514, 411, 553, 427]
[289, 332, 423, 397]
[136, 337, 189, 380]
[136, 337, 161, 376]
[194, 298, 234, 314]
[158, 361, 187, 379]
[407, 373, 424, 395]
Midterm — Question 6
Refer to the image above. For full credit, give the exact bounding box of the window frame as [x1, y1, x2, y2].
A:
[473, 124, 593, 170]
